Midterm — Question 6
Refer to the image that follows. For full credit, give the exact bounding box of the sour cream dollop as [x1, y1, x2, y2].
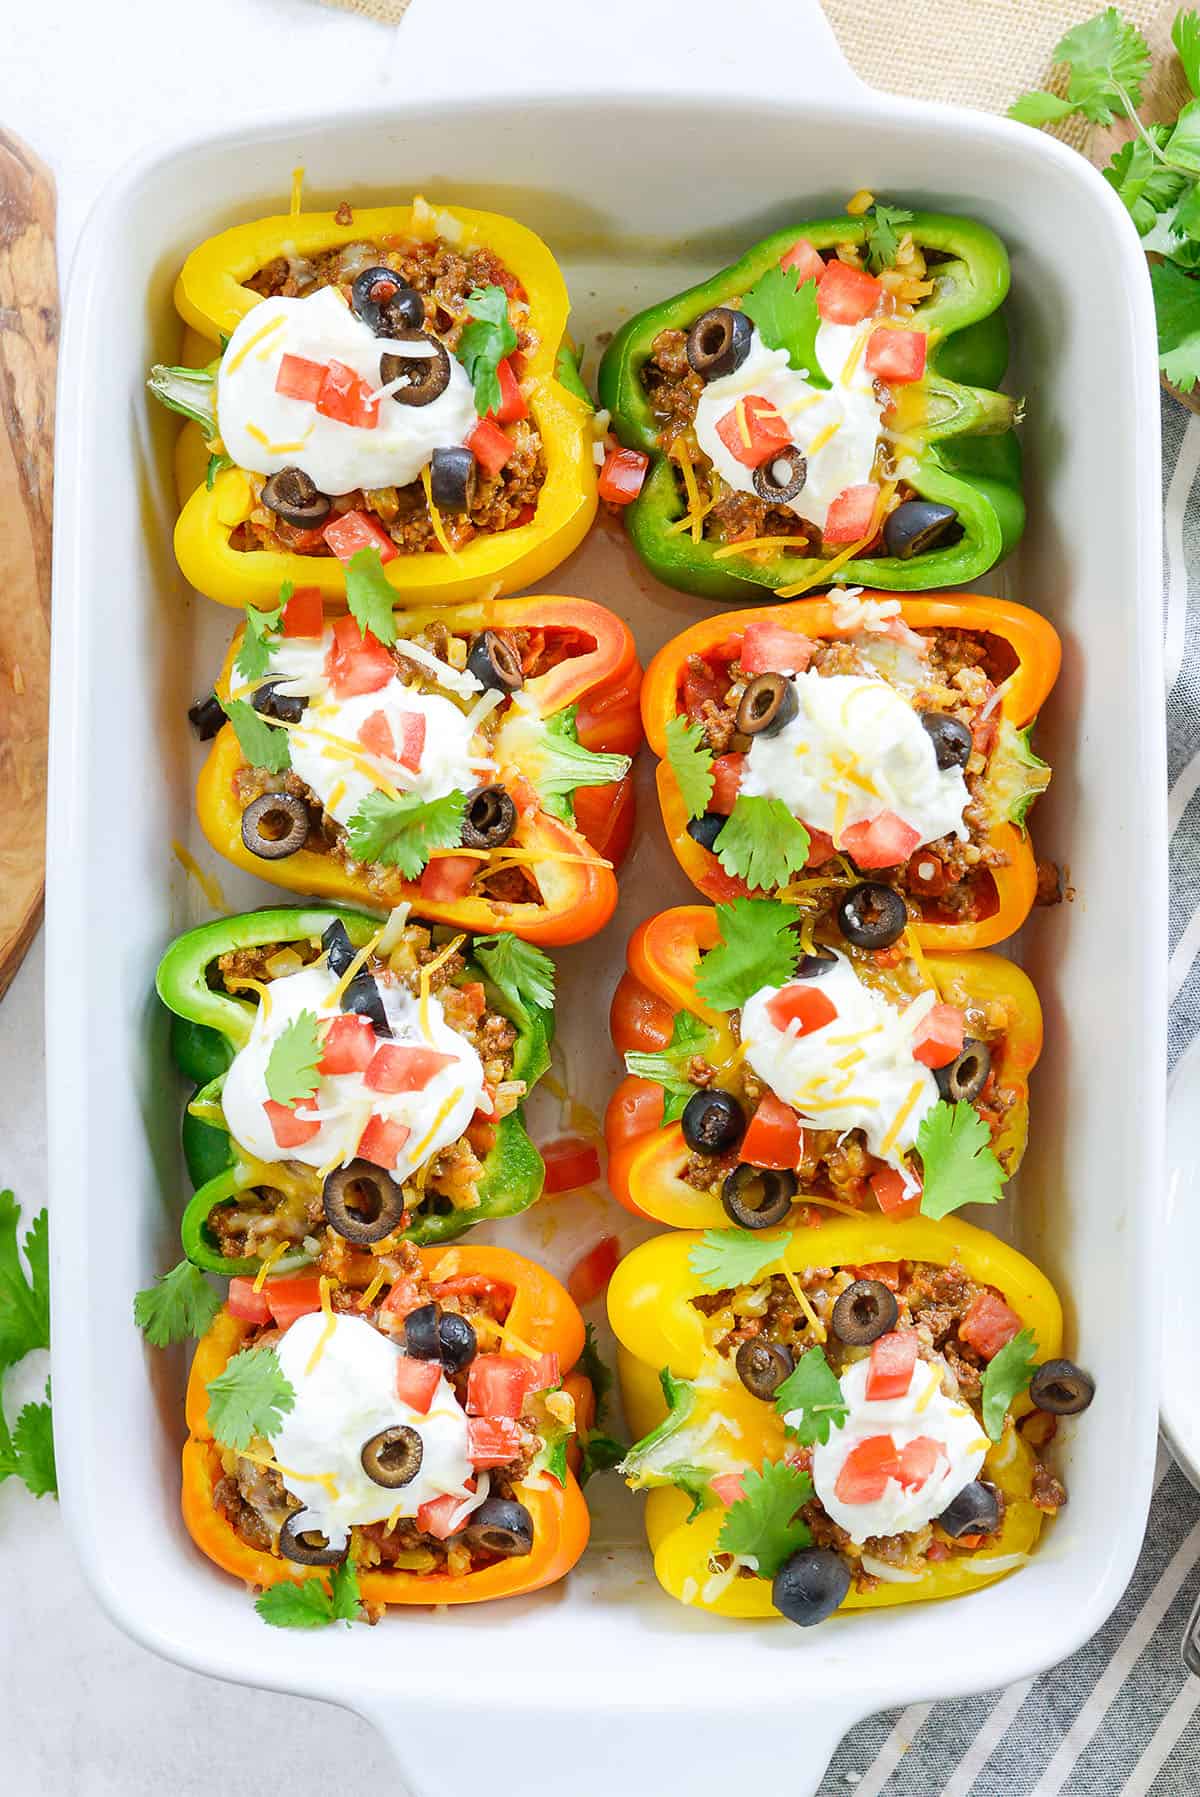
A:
[739, 955, 939, 1173]
[808, 1353, 987, 1542]
[217, 288, 477, 496]
[738, 670, 969, 849]
[694, 324, 883, 530]
[220, 960, 485, 1181]
[272, 1313, 473, 1549]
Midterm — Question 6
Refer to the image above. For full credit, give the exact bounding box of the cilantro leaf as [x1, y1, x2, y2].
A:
[664, 713, 714, 821]
[133, 1258, 222, 1347]
[329, 1554, 364, 1622]
[1008, 91, 1077, 126]
[695, 897, 801, 1011]
[264, 1009, 322, 1108]
[0, 1191, 49, 1371]
[774, 1345, 850, 1446]
[716, 1458, 813, 1580]
[981, 1327, 1038, 1441]
[0, 1378, 57, 1500]
[580, 1432, 626, 1483]
[234, 591, 287, 683]
[714, 795, 811, 893]
[916, 1100, 1006, 1220]
[206, 450, 234, 490]
[345, 789, 467, 877]
[554, 341, 593, 408]
[1103, 129, 1186, 233]
[255, 1558, 363, 1630]
[741, 265, 829, 387]
[206, 1345, 295, 1451]
[344, 548, 398, 647]
[457, 284, 518, 417]
[220, 698, 291, 774]
[865, 203, 915, 273]
[474, 933, 555, 1016]
[688, 1227, 794, 1293]
[1175, 10, 1200, 99]
[1152, 259, 1200, 391]
[1165, 100, 1200, 176]
[1010, 8, 1150, 128]
[624, 1010, 714, 1123]
[579, 1322, 613, 1425]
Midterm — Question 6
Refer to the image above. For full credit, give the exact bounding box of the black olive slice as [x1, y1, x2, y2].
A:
[686, 812, 726, 852]
[351, 265, 424, 335]
[341, 966, 392, 1038]
[934, 1038, 991, 1105]
[882, 499, 962, 560]
[753, 446, 807, 506]
[188, 693, 225, 741]
[796, 950, 838, 979]
[323, 1159, 406, 1244]
[772, 1547, 851, 1627]
[461, 784, 517, 850]
[1029, 1359, 1095, 1416]
[429, 445, 478, 514]
[721, 1163, 797, 1229]
[278, 1511, 346, 1566]
[260, 467, 332, 529]
[252, 680, 304, 725]
[681, 1090, 745, 1155]
[831, 1279, 899, 1346]
[241, 792, 309, 860]
[464, 1496, 535, 1557]
[361, 1424, 424, 1489]
[404, 1303, 441, 1361]
[685, 306, 753, 380]
[437, 1311, 477, 1373]
[836, 882, 908, 949]
[379, 334, 451, 407]
[466, 630, 523, 694]
[920, 711, 973, 772]
[736, 673, 799, 739]
[936, 1479, 1001, 1539]
[735, 1338, 794, 1400]
[321, 919, 356, 975]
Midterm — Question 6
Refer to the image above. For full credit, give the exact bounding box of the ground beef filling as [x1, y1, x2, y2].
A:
[207, 927, 519, 1257]
[694, 1259, 1065, 1592]
[231, 228, 547, 557]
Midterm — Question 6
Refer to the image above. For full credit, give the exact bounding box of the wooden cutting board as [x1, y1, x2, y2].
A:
[0, 131, 55, 999]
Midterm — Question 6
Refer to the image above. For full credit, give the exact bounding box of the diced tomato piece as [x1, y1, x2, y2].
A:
[394, 1357, 442, 1415]
[839, 810, 922, 869]
[714, 396, 791, 468]
[567, 1235, 620, 1306]
[276, 521, 330, 553]
[419, 855, 478, 901]
[325, 615, 394, 698]
[275, 353, 326, 403]
[315, 358, 379, 429]
[467, 1416, 525, 1468]
[321, 509, 397, 564]
[835, 1434, 900, 1505]
[972, 710, 999, 759]
[912, 1003, 965, 1069]
[393, 712, 425, 772]
[456, 981, 486, 1020]
[467, 1354, 535, 1418]
[709, 752, 745, 815]
[540, 1136, 601, 1195]
[356, 710, 395, 762]
[429, 1274, 515, 1319]
[865, 1331, 919, 1401]
[897, 1435, 944, 1490]
[907, 850, 948, 898]
[925, 1537, 950, 1561]
[227, 1276, 272, 1325]
[817, 260, 883, 325]
[849, 1262, 904, 1290]
[364, 1044, 457, 1094]
[780, 239, 827, 286]
[710, 1472, 747, 1507]
[865, 327, 927, 384]
[959, 1290, 1021, 1361]
[805, 827, 837, 868]
[357, 1114, 411, 1169]
[281, 585, 324, 638]
[739, 620, 814, 676]
[870, 1166, 921, 1216]
[598, 446, 649, 504]
[379, 1276, 423, 1318]
[263, 1098, 320, 1149]
[417, 1490, 471, 1539]
[263, 1275, 324, 1331]
[318, 1013, 376, 1075]
[467, 417, 516, 477]
[823, 483, 881, 544]
[489, 357, 528, 425]
[681, 655, 729, 720]
[740, 1092, 805, 1172]
[766, 983, 838, 1037]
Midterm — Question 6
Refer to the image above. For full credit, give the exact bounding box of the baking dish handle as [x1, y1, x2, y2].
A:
[395, 0, 862, 106]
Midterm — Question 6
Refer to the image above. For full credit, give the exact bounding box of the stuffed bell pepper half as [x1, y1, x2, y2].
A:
[609, 1217, 1093, 1626]
[597, 201, 1023, 599]
[158, 905, 557, 1276]
[150, 196, 598, 607]
[606, 902, 1041, 1227]
[189, 584, 640, 943]
[643, 594, 1059, 950]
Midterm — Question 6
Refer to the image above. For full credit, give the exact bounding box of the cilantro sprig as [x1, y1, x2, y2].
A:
[687, 1226, 794, 1292]
[345, 789, 467, 877]
[713, 795, 811, 894]
[981, 1327, 1038, 1441]
[264, 1009, 323, 1108]
[864, 202, 915, 273]
[664, 713, 714, 821]
[345, 548, 398, 647]
[206, 1345, 296, 1452]
[473, 933, 555, 1016]
[916, 1100, 1006, 1220]
[625, 1011, 714, 1122]
[742, 265, 829, 387]
[694, 898, 801, 1011]
[458, 285, 518, 416]
[234, 587, 289, 682]
[0, 1191, 56, 1504]
[221, 698, 291, 774]
[133, 1259, 223, 1347]
[575, 1322, 626, 1485]
[774, 1345, 850, 1447]
[256, 1556, 364, 1630]
[716, 1458, 814, 1580]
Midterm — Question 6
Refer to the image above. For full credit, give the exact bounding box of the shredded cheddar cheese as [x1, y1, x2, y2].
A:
[226, 313, 286, 375]
[305, 1275, 337, 1375]
[359, 1268, 387, 1309]
[327, 927, 386, 1011]
[711, 535, 811, 561]
[407, 1087, 466, 1168]
[420, 466, 458, 556]
[807, 420, 842, 455]
[670, 437, 706, 546]
[252, 1240, 289, 1293]
[418, 932, 467, 1037]
[780, 1262, 826, 1344]
[878, 1079, 928, 1157]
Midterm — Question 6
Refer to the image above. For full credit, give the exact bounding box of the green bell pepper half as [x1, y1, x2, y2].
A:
[155, 905, 552, 1277]
[597, 210, 1025, 601]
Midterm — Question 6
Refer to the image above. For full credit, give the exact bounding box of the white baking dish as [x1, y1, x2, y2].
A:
[46, 3, 1166, 1791]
